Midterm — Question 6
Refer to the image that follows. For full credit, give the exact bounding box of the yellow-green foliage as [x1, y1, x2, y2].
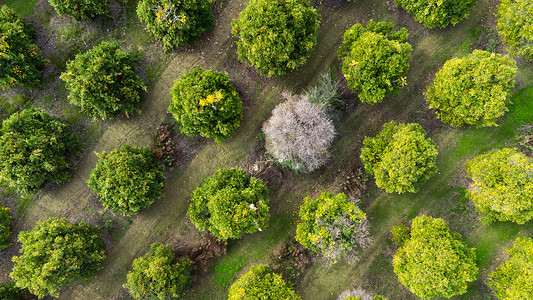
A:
[497, 0, 533, 60]
[88, 144, 165, 216]
[466, 148, 533, 224]
[10, 217, 105, 298]
[228, 264, 301, 300]
[231, 0, 321, 77]
[393, 215, 478, 299]
[48, 0, 109, 21]
[360, 121, 438, 193]
[295, 192, 369, 262]
[394, 0, 476, 28]
[338, 20, 412, 104]
[487, 237, 533, 299]
[124, 243, 192, 300]
[426, 50, 517, 127]
[0, 206, 11, 250]
[0, 281, 24, 300]
[0, 5, 43, 90]
[390, 223, 410, 247]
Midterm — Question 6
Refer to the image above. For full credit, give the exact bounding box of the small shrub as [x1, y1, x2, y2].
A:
[0, 108, 80, 194]
[360, 121, 438, 193]
[0, 5, 44, 90]
[395, 0, 476, 28]
[228, 264, 301, 300]
[0, 281, 24, 300]
[497, 0, 533, 60]
[169, 68, 242, 144]
[487, 237, 533, 298]
[0, 206, 12, 250]
[305, 72, 341, 110]
[338, 20, 412, 104]
[125, 243, 192, 300]
[88, 144, 165, 216]
[48, 0, 109, 21]
[137, 0, 214, 50]
[10, 217, 105, 298]
[61, 41, 146, 120]
[426, 50, 517, 127]
[296, 192, 370, 263]
[390, 223, 409, 247]
[231, 0, 321, 77]
[187, 168, 269, 241]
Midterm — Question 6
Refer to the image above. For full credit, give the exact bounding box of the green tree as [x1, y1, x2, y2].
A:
[61, 41, 146, 120]
[0, 6, 44, 90]
[48, 0, 109, 21]
[125, 243, 192, 300]
[0, 108, 80, 194]
[187, 168, 269, 241]
[426, 50, 517, 127]
[169, 68, 242, 144]
[487, 237, 533, 299]
[465, 148, 533, 224]
[393, 215, 478, 299]
[338, 21, 412, 104]
[497, 0, 533, 60]
[0, 206, 11, 250]
[394, 0, 476, 28]
[0, 281, 24, 300]
[360, 121, 438, 193]
[231, 0, 321, 77]
[88, 144, 165, 216]
[228, 264, 301, 300]
[137, 0, 214, 50]
[10, 217, 105, 298]
[295, 192, 370, 262]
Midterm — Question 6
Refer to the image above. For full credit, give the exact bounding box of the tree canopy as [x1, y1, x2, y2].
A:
[466, 148, 533, 224]
[0, 206, 11, 250]
[169, 68, 242, 144]
[10, 217, 105, 298]
[48, 0, 109, 21]
[393, 215, 478, 299]
[394, 0, 476, 28]
[125, 243, 192, 300]
[187, 168, 269, 241]
[360, 121, 438, 193]
[497, 0, 533, 60]
[338, 20, 412, 104]
[61, 41, 146, 120]
[0, 5, 43, 90]
[137, 0, 214, 50]
[231, 0, 321, 77]
[0, 108, 79, 194]
[426, 50, 517, 127]
[88, 144, 165, 216]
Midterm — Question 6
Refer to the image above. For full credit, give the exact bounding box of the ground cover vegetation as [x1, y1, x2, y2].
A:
[227, 264, 301, 299]
[394, 0, 477, 28]
[48, 0, 109, 21]
[497, 0, 533, 60]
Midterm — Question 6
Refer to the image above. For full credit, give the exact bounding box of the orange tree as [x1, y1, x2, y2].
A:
[0, 108, 80, 194]
[124, 243, 192, 300]
[169, 68, 242, 144]
[48, 0, 109, 21]
[137, 0, 214, 50]
[88, 144, 165, 216]
[0, 206, 11, 250]
[10, 217, 105, 298]
[0, 6, 44, 90]
[497, 0, 533, 60]
[395, 0, 476, 28]
[187, 168, 269, 241]
[61, 41, 146, 120]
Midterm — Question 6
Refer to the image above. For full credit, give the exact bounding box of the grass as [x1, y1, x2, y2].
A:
[3, 0, 38, 16]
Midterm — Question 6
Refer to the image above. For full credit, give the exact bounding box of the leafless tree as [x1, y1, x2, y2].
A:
[337, 288, 374, 300]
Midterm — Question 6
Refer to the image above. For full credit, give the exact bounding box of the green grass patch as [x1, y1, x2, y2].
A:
[3, 0, 38, 16]
[213, 256, 246, 289]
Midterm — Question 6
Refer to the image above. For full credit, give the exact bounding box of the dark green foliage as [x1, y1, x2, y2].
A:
[137, 0, 214, 50]
[0, 108, 80, 194]
[497, 0, 533, 60]
[426, 50, 517, 127]
[0, 206, 11, 249]
[125, 243, 192, 300]
[187, 168, 269, 241]
[48, 0, 109, 21]
[228, 264, 301, 300]
[338, 21, 412, 104]
[0, 281, 24, 300]
[487, 237, 533, 299]
[10, 217, 105, 298]
[231, 0, 321, 77]
[466, 148, 533, 224]
[395, 0, 476, 28]
[88, 144, 165, 216]
[61, 41, 147, 120]
[393, 215, 478, 299]
[0, 6, 43, 90]
[169, 68, 242, 144]
[360, 121, 438, 193]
